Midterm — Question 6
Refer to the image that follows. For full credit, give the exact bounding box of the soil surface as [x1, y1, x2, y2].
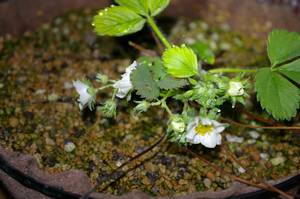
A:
[0, 9, 299, 197]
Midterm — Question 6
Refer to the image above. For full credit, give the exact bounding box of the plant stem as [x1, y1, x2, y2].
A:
[162, 102, 173, 116]
[97, 84, 113, 91]
[80, 133, 167, 199]
[186, 148, 293, 199]
[221, 117, 300, 131]
[208, 68, 257, 74]
[147, 17, 172, 49]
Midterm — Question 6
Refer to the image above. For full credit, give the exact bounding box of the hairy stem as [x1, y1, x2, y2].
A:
[147, 17, 172, 49]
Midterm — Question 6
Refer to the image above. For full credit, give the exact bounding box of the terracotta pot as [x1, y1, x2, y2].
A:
[0, 0, 300, 198]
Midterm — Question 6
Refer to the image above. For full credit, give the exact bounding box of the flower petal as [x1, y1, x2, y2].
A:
[201, 118, 213, 125]
[214, 125, 226, 134]
[114, 61, 137, 98]
[192, 134, 202, 144]
[199, 132, 219, 148]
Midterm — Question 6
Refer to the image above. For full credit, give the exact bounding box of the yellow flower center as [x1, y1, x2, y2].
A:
[195, 124, 213, 136]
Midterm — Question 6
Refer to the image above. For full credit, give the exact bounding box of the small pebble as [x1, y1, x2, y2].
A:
[226, 134, 244, 143]
[203, 178, 212, 188]
[47, 93, 59, 101]
[248, 131, 260, 139]
[116, 161, 122, 167]
[260, 153, 269, 160]
[238, 167, 246, 174]
[220, 42, 231, 51]
[247, 139, 256, 144]
[64, 141, 76, 152]
[270, 156, 286, 166]
[45, 137, 55, 146]
[64, 82, 73, 89]
[35, 89, 46, 95]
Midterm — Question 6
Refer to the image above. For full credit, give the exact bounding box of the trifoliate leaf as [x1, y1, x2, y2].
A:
[278, 59, 300, 84]
[162, 45, 198, 78]
[147, 0, 170, 16]
[93, 6, 146, 36]
[190, 42, 215, 64]
[131, 63, 160, 100]
[255, 68, 300, 120]
[157, 76, 188, 90]
[115, 0, 148, 16]
[268, 29, 300, 67]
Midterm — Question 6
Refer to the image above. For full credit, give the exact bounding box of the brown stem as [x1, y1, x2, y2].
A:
[221, 145, 292, 198]
[150, 28, 164, 54]
[80, 133, 167, 199]
[100, 142, 169, 192]
[220, 117, 300, 131]
[239, 108, 277, 126]
[239, 108, 300, 134]
[186, 148, 294, 199]
[128, 41, 158, 57]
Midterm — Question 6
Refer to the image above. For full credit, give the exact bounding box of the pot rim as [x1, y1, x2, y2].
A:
[0, 146, 299, 199]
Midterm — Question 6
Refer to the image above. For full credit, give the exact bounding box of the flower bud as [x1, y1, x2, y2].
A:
[99, 100, 117, 118]
[133, 101, 150, 115]
[96, 73, 109, 84]
[228, 81, 244, 96]
[170, 115, 185, 133]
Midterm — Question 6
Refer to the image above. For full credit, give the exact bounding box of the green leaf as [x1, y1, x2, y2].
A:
[93, 6, 146, 36]
[138, 56, 167, 80]
[131, 63, 160, 100]
[268, 29, 300, 66]
[157, 76, 188, 90]
[115, 0, 148, 16]
[115, 0, 169, 17]
[162, 45, 198, 78]
[278, 59, 300, 84]
[138, 56, 188, 90]
[147, 0, 170, 16]
[190, 42, 215, 64]
[255, 68, 300, 120]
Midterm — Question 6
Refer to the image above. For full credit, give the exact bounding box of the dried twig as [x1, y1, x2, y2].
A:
[239, 108, 277, 126]
[239, 108, 300, 134]
[149, 28, 164, 54]
[186, 148, 294, 199]
[221, 117, 300, 131]
[221, 145, 293, 199]
[80, 133, 167, 199]
[100, 142, 170, 192]
[128, 41, 158, 57]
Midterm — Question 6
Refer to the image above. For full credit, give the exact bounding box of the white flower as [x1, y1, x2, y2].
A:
[73, 80, 95, 110]
[113, 61, 137, 98]
[186, 117, 226, 148]
[228, 81, 244, 96]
